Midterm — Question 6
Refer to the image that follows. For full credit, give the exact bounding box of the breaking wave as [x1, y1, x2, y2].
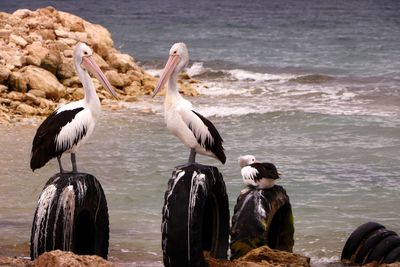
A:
[141, 62, 400, 119]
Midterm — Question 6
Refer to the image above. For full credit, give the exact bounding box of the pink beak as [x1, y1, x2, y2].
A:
[82, 55, 118, 99]
[152, 54, 180, 97]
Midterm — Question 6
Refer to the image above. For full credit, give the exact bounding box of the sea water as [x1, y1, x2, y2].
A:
[0, 0, 399, 266]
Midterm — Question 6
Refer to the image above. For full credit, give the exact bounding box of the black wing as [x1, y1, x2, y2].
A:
[190, 110, 226, 164]
[250, 162, 280, 181]
[30, 107, 84, 171]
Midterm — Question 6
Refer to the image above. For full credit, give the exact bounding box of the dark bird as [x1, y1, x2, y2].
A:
[152, 42, 226, 164]
[30, 42, 117, 173]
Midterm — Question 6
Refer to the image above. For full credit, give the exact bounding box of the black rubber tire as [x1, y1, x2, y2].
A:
[161, 163, 230, 267]
[230, 185, 295, 260]
[354, 229, 397, 264]
[366, 235, 400, 263]
[341, 222, 385, 261]
[30, 172, 109, 260]
[383, 245, 400, 263]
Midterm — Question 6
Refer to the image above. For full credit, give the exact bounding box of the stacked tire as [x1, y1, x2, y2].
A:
[341, 222, 400, 265]
[161, 163, 230, 267]
[230, 185, 295, 259]
[30, 172, 109, 260]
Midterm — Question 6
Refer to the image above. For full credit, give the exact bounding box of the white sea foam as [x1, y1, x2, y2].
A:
[142, 65, 398, 118]
[196, 105, 265, 118]
[196, 83, 253, 96]
[145, 68, 161, 77]
[147, 62, 208, 78]
[310, 255, 340, 267]
[186, 62, 208, 77]
[227, 69, 295, 82]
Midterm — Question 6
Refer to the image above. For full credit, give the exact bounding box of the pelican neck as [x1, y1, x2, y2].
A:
[166, 76, 183, 99]
[76, 64, 100, 107]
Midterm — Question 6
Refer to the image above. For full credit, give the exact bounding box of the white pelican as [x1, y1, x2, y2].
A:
[152, 42, 226, 164]
[239, 155, 280, 189]
[30, 42, 118, 173]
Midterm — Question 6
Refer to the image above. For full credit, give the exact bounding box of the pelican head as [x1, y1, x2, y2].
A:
[73, 42, 118, 99]
[239, 155, 257, 168]
[152, 42, 189, 97]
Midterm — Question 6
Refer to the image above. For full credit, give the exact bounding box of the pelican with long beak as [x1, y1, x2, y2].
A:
[30, 42, 118, 173]
[152, 42, 226, 164]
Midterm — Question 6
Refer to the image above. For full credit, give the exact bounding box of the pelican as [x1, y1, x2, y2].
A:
[30, 42, 118, 173]
[152, 42, 226, 164]
[239, 155, 280, 189]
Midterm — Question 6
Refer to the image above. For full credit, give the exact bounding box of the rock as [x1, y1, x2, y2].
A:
[0, 98, 12, 105]
[61, 76, 80, 87]
[179, 82, 199, 96]
[25, 93, 41, 105]
[28, 89, 46, 98]
[105, 70, 124, 87]
[84, 21, 113, 57]
[72, 88, 84, 99]
[16, 103, 37, 115]
[106, 52, 135, 73]
[54, 29, 73, 38]
[57, 57, 75, 79]
[0, 50, 26, 69]
[40, 50, 62, 74]
[35, 29, 56, 41]
[12, 9, 33, 18]
[7, 91, 25, 102]
[26, 43, 49, 65]
[38, 97, 56, 109]
[120, 73, 136, 86]
[0, 66, 11, 84]
[179, 72, 191, 80]
[0, 256, 33, 267]
[141, 76, 157, 95]
[25, 55, 42, 66]
[290, 74, 332, 84]
[10, 101, 21, 109]
[0, 28, 12, 38]
[9, 71, 28, 93]
[127, 69, 145, 80]
[46, 41, 71, 55]
[124, 83, 141, 96]
[63, 49, 73, 58]
[206, 246, 310, 267]
[58, 11, 85, 32]
[0, 84, 7, 93]
[33, 250, 115, 267]
[9, 34, 28, 47]
[21, 66, 65, 100]
[239, 246, 309, 266]
[0, 111, 12, 124]
[123, 95, 138, 102]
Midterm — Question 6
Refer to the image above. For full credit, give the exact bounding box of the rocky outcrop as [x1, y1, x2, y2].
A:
[0, 7, 198, 124]
[0, 248, 399, 266]
[0, 250, 113, 267]
[34, 250, 114, 267]
[206, 246, 310, 267]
